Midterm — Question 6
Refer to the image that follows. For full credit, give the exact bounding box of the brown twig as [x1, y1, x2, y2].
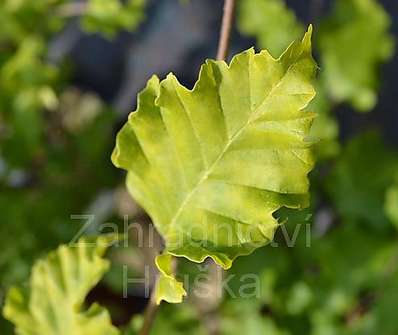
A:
[138, 283, 159, 335]
[216, 0, 236, 61]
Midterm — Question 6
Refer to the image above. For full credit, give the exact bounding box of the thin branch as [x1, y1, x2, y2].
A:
[216, 0, 236, 61]
[138, 283, 159, 335]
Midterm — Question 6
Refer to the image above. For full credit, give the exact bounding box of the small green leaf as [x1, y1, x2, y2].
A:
[237, 0, 304, 57]
[113, 27, 316, 300]
[81, 0, 146, 37]
[155, 253, 187, 304]
[3, 235, 119, 335]
[318, 0, 395, 111]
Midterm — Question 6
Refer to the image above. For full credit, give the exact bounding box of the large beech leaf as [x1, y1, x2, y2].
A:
[318, 0, 394, 112]
[3, 235, 119, 335]
[112, 27, 316, 274]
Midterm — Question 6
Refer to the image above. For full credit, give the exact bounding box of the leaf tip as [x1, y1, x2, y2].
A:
[302, 24, 313, 49]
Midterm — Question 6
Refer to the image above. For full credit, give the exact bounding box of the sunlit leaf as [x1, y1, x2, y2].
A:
[112, 28, 317, 301]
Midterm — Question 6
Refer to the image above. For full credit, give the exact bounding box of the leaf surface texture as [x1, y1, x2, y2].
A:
[112, 28, 316, 272]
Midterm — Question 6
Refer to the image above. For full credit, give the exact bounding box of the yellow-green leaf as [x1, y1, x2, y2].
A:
[112, 27, 316, 299]
[3, 235, 119, 335]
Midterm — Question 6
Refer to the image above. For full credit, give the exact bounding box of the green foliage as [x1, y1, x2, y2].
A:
[81, 0, 146, 37]
[113, 28, 316, 301]
[0, 0, 146, 167]
[0, 1, 147, 332]
[384, 177, 398, 230]
[318, 0, 395, 111]
[237, 0, 304, 57]
[3, 235, 119, 335]
[0, 0, 64, 43]
[219, 299, 288, 335]
[326, 132, 398, 229]
[0, 3, 62, 166]
[152, 219, 398, 334]
[0, 95, 117, 288]
[0, 0, 145, 293]
[126, 303, 207, 335]
[0, 39, 59, 165]
[216, 219, 398, 335]
[308, 83, 340, 159]
[365, 267, 398, 335]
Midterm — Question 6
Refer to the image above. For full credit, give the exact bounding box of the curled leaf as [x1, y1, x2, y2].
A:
[3, 235, 119, 335]
[155, 253, 187, 304]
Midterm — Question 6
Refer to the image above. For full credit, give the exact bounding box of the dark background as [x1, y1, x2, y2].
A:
[61, 0, 397, 146]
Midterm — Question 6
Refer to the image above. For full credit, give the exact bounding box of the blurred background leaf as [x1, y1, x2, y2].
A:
[317, 0, 395, 112]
